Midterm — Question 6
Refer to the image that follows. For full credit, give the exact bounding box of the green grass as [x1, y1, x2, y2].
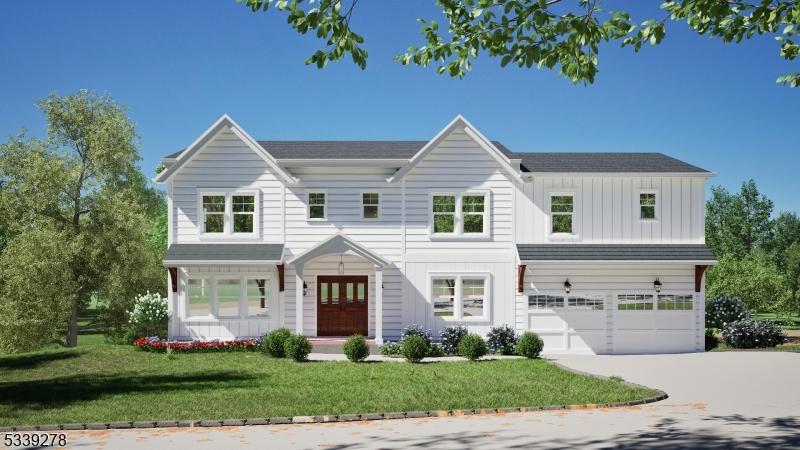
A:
[0, 344, 657, 427]
[710, 342, 800, 352]
[752, 313, 800, 330]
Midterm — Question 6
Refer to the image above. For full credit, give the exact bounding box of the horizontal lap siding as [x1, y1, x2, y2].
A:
[515, 176, 706, 244]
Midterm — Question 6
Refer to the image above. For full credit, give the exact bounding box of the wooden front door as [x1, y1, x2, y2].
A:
[317, 276, 368, 336]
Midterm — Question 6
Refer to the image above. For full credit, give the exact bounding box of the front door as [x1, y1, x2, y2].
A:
[317, 276, 368, 336]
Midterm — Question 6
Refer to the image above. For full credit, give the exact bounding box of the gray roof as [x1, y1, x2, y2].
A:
[164, 244, 284, 263]
[517, 244, 716, 262]
[517, 153, 709, 173]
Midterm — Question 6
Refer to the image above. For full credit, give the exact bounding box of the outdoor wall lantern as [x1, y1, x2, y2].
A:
[564, 279, 572, 294]
[303, 282, 308, 296]
[654, 277, 662, 293]
[338, 254, 345, 275]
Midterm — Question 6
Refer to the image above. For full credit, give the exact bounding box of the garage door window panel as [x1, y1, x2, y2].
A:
[617, 294, 654, 311]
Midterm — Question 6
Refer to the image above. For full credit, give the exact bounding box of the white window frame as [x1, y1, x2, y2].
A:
[429, 191, 490, 239]
[185, 276, 213, 319]
[215, 276, 242, 319]
[428, 272, 490, 322]
[197, 189, 261, 240]
[638, 189, 659, 222]
[307, 190, 327, 221]
[184, 272, 275, 321]
[245, 276, 271, 318]
[546, 190, 580, 241]
[360, 191, 380, 220]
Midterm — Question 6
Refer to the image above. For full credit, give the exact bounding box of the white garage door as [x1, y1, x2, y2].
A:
[613, 293, 696, 354]
[528, 293, 608, 354]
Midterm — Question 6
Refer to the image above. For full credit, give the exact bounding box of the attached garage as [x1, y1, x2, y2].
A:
[516, 244, 716, 355]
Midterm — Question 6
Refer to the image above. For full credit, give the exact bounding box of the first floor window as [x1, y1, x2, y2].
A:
[233, 195, 255, 233]
[461, 278, 485, 317]
[202, 195, 225, 233]
[432, 195, 456, 233]
[187, 278, 211, 317]
[529, 295, 564, 310]
[567, 295, 605, 310]
[308, 192, 326, 219]
[551, 194, 574, 234]
[617, 294, 654, 311]
[362, 192, 379, 219]
[657, 294, 693, 310]
[432, 278, 455, 317]
[217, 279, 240, 318]
[462, 195, 485, 233]
[640, 192, 657, 220]
[247, 279, 269, 317]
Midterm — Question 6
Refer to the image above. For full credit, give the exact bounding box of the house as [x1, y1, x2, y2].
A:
[154, 115, 716, 354]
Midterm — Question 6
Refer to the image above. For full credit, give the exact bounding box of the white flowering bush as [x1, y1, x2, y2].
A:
[128, 292, 169, 339]
[722, 319, 787, 349]
[706, 295, 750, 329]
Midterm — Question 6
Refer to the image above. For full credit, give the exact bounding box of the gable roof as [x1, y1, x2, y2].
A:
[517, 153, 710, 174]
[154, 115, 298, 184]
[517, 244, 716, 263]
[288, 233, 389, 268]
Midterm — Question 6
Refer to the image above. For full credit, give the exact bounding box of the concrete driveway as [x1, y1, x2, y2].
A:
[62, 352, 800, 449]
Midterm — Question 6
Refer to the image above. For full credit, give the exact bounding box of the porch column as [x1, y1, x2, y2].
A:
[375, 268, 383, 345]
[295, 265, 304, 334]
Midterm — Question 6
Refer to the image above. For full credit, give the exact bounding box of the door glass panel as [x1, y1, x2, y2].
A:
[346, 283, 354, 304]
[357, 283, 366, 304]
[331, 283, 339, 304]
[320, 282, 328, 304]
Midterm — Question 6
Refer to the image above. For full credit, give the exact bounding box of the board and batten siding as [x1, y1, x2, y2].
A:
[515, 176, 706, 243]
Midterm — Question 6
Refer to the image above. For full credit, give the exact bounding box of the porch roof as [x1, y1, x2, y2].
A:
[516, 244, 716, 263]
[288, 233, 389, 268]
[163, 243, 284, 265]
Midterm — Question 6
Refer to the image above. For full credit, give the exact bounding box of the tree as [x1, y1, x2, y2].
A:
[783, 242, 800, 315]
[769, 211, 800, 270]
[706, 180, 774, 259]
[706, 253, 788, 312]
[239, 0, 800, 87]
[0, 91, 165, 350]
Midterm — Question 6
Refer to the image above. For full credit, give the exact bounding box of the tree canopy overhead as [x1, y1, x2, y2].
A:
[239, 0, 800, 87]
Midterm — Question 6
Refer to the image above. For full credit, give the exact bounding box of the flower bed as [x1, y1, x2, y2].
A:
[132, 337, 259, 353]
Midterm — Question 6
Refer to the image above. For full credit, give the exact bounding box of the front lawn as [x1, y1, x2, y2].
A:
[0, 345, 657, 427]
[752, 313, 800, 331]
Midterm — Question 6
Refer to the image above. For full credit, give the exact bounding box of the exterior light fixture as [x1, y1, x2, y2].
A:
[654, 277, 662, 293]
[564, 279, 572, 294]
[338, 254, 345, 275]
[303, 282, 308, 296]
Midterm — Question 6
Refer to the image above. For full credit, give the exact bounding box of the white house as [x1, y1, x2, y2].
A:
[154, 115, 716, 354]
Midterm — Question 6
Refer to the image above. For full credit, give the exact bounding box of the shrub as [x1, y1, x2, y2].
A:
[343, 335, 370, 362]
[704, 328, 720, 351]
[722, 319, 787, 349]
[706, 295, 750, 329]
[400, 334, 428, 363]
[261, 328, 292, 357]
[516, 331, 544, 358]
[284, 334, 312, 361]
[128, 292, 169, 339]
[439, 324, 468, 355]
[379, 341, 401, 356]
[458, 334, 488, 361]
[426, 342, 445, 357]
[399, 324, 432, 347]
[486, 325, 517, 355]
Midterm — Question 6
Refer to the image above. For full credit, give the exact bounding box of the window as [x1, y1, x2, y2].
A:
[202, 195, 225, 233]
[568, 295, 605, 310]
[462, 195, 485, 234]
[551, 195, 574, 234]
[432, 278, 455, 317]
[216, 279, 240, 318]
[528, 295, 564, 310]
[640, 192, 657, 220]
[461, 278, 485, 317]
[362, 192, 379, 219]
[308, 192, 326, 219]
[617, 294, 654, 311]
[232, 195, 255, 233]
[432, 195, 456, 233]
[657, 294, 693, 311]
[187, 278, 211, 317]
[247, 279, 268, 317]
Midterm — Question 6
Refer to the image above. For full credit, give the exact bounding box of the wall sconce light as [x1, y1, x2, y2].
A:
[303, 282, 308, 296]
[564, 279, 572, 294]
[654, 277, 662, 293]
[338, 254, 345, 275]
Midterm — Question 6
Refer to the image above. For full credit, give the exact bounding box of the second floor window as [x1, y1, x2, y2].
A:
[308, 192, 326, 219]
[550, 195, 574, 234]
[232, 195, 255, 233]
[199, 191, 259, 237]
[640, 192, 657, 220]
[462, 195, 485, 233]
[431, 192, 489, 236]
[362, 193, 379, 219]
[432, 195, 456, 233]
[202, 195, 225, 233]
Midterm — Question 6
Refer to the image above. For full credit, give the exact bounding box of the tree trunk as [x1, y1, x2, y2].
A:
[66, 299, 79, 347]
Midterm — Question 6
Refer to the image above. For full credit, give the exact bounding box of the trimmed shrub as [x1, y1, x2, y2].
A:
[400, 334, 428, 363]
[400, 324, 432, 347]
[439, 324, 468, 355]
[722, 319, 787, 349]
[516, 331, 544, 358]
[343, 335, 370, 362]
[261, 328, 292, 357]
[426, 342, 445, 357]
[704, 328, 720, 351]
[284, 334, 312, 361]
[458, 334, 488, 361]
[486, 325, 517, 355]
[706, 295, 750, 329]
[379, 341, 401, 356]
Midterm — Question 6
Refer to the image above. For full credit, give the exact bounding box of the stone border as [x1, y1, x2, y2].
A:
[0, 360, 667, 432]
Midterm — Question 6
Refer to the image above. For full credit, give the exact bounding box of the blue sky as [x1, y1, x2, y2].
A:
[1, 1, 797, 213]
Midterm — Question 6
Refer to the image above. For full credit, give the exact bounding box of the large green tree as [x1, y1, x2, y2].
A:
[706, 180, 774, 259]
[0, 91, 165, 351]
[239, 0, 800, 86]
[706, 252, 788, 312]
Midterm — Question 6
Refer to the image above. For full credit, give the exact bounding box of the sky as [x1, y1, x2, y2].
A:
[1, 1, 797, 213]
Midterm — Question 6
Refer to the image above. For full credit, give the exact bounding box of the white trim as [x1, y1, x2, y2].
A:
[546, 190, 580, 242]
[428, 271, 491, 322]
[360, 191, 381, 220]
[387, 115, 523, 184]
[306, 190, 327, 221]
[154, 114, 297, 184]
[288, 233, 389, 268]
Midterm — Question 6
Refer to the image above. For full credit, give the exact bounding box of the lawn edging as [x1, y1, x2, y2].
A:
[0, 359, 668, 432]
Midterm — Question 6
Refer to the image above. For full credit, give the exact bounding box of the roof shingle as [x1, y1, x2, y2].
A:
[517, 244, 716, 262]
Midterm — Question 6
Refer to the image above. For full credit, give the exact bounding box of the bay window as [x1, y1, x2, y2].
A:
[187, 278, 211, 317]
[216, 279, 240, 318]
